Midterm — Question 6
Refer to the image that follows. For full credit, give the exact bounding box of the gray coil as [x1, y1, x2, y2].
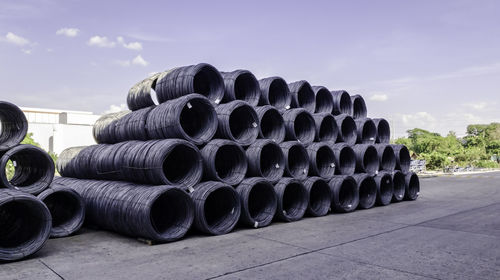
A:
[350, 94, 367, 119]
[246, 139, 285, 183]
[374, 144, 397, 172]
[288, 80, 316, 113]
[311, 86, 334, 113]
[328, 175, 359, 213]
[391, 144, 411, 173]
[329, 143, 356, 175]
[274, 178, 308, 222]
[258, 77, 292, 110]
[351, 173, 377, 209]
[404, 172, 420, 201]
[355, 118, 377, 144]
[374, 172, 394, 206]
[312, 113, 338, 142]
[221, 70, 261, 106]
[303, 177, 331, 217]
[235, 177, 277, 228]
[126, 73, 161, 111]
[391, 170, 406, 202]
[282, 108, 316, 145]
[215, 100, 259, 146]
[330, 90, 353, 115]
[279, 141, 309, 180]
[254, 105, 286, 143]
[0, 101, 28, 151]
[372, 118, 391, 144]
[334, 114, 357, 145]
[93, 110, 132, 144]
[306, 142, 336, 180]
[352, 144, 380, 175]
[200, 139, 247, 186]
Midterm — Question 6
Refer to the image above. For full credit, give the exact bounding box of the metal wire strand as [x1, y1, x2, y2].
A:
[37, 184, 85, 238]
[374, 171, 394, 206]
[288, 80, 316, 113]
[258, 77, 292, 110]
[215, 100, 259, 146]
[311, 86, 334, 113]
[0, 189, 51, 261]
[200, 139, 248, 186]
[354, 118, 377, 144]
[126, 72, 162, 111]
[352, 144, 380, 175]
[53, 177, 194, 242]
[328, 175, 359, 213]
[351, 173, 377, 209]
[246, 139, 285, 183]
[312, 113, 338, 142]
[235, 177, 277, 228]
[220, 70, 261, 106]
[0, 101, 28, 152]
[374, 144, 397, 172]
[282, 108, 316, 145]
[189, 181, 241, 235]
[350, 94, 367, 119]
[0, 145, 54, 195]
[404, 172, 420, 201]
[306, 143, 336, 180]
[391, 144, 411, 173]
[254, 105, 286, 143]
[330, 90, 353, 116]
[274, 177, 308, 222]
[279, 141, 309, 180]
[303, 177, 331, 217]
[372, 118, 391, 144]
[334, 114, 357, 145]
[391, 171, 406, 202]
[328, 143, 356, 175]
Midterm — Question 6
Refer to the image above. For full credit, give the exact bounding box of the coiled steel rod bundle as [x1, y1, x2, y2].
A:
[0, 101, 28, 151]
[306, 142, 336, 180]
[37, 184, 85, 238]
[254, 105, 286, 143]
[404, 172, 420, 200]
[355, 118, 377, 144]
[374, 172, 394, 206]
[288, 80, 316, 113]
[235, 177, 277, 228]
[391, 144, 411, 173]
[374, 144, 397, 172]
[351, 173, 377, 209]
[330, 90, 353, 115]
[53, 177, 194, 242]
[391, 171, 406, 202]
[274, 178, 308, 222]
[246, 139, 285, 183]
[352, 144, 380, 175]
[221, 70, 260, 106]
[334, 114, 357, 145]
[372, 118, 391, 144]
[190, 181, 241, 235]
[200, 139, 247, 186]
[303, 177, 331, 217]
[127, 73, 161, 111]
[350, 95, 367, 119]
[93, 110, 132, 143]
[312, 86, 334, 113]
[0, 189, 51, 261]
[282, 108, 316, 145]
[215, 100, 259, 146]
[57, 139, 203, 189]
[312, 113, 338, 142]
[279, 141, 309, 180]
[328, 175, 359, 213]
[330, 143, 356, 175]
[0, 144, 54, 195]
[258, 77, 292, 110]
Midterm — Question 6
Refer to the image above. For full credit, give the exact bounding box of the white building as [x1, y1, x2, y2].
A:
[21, 107, 101, 155]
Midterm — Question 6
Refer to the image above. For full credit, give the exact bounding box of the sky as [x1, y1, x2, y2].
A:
[0, 0, 499, 138]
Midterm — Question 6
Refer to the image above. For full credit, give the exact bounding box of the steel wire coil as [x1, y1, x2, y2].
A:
[200, 139, 247, 186]
[350, 94, 367, 119]
[0, 144, 54, 195]
[351, 173, 377, 209]
[352, 144, 380, 175]
[391, 171, 406, 202]
[404, 172, 420, 201]
[93, 111, 131, 143]
[355, 118, 377, 144]
[258, 77, 292, 110]
[330, 90, 353, 115]
[221, 70, 260, 106]
[282, 108, 316, 145]
[311, 86, 334, 113]
[246, 139, 285, 183]
[288, 80, 316, 113]
[306, 142, 336, 180]
[189, 181, 241, 235]
[391, 144, 411, 173]
[312, 113, 338, 142]
[254, 105, 285, 143]
[374, 144, 397, 172]
[303, 177, 331, 217]
[273, 178, 308, 222]
[374, 172, 394, 206]
[329, 143, 356, 175]
[334, 114, 357, 145]
[0, 189, 51, 261]
[328, 175, 359, 213]
[215, 100, 259, 146]
[126, 72, 162, 111]
[372, 118, 391, 144]
[235, 177, 277, 228]
[279, 141, 309, 180]
[0, 101, 28, 152]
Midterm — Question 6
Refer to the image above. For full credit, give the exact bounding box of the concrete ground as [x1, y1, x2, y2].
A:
[1, 172, 500, 280]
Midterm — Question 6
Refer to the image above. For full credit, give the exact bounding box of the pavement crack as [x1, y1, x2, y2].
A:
[39, 260, 65, 280]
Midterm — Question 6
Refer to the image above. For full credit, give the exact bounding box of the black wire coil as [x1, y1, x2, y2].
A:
[221, 70, 261, 106]
[303, 177, 331, 217]
[57, 139, 203, 189]
[246, 139, 285, 183]
[215, 100, 259, 146]
[355, 118, 377, 144]
[311, 86, 334, 113]
[288, 80, 316, 113]
[312, 113, 338, 142]
[189, 181, 241, 235]
[0, 144, 54, 195]
[53, 177, 194, 242]
[374, 172, 394, 206]
[306, 142, 336, 180]
[254, 105, 286, 143]
[0, 189, 51, 261]
[351, 173, 377, 209]
[391, 144, 411, 173]
[127, 72, 161, 111]
[258, 77, 292, 110]
[350, 94, 367, 119]
[328, 175, 359, 213]
[334, 114, 357, 145]
[200, 139, 247, 186]
[391, 170, 406, 202]
[404, 172, 420, 201]
[282, 108, 316, 145]
[274, 178, 308, 222]
[329, 143, 356, 175]
[37, 184, 85, 238]
[235, 177, 277, 228]
[93, 110, 132, 144]
[352, 144, 380, 175]
[372, 118, 391, 144]
[0, 101, 28, 152]
[330, 90, 353, 115]
[279, 141, 309, 180]
[374, 144, 397, 172]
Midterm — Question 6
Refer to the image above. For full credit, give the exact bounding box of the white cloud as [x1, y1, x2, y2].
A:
[117, 36, 143, 50]
[21, 49, 32, 55]
[104, 104, 128, 114]
[115, 60, 131, 67]
[56, 27, 80, 37]
[87, 36, 116, 48]
[132, 55, 149, 66]
[369, 93, 388, 101]
[3, 32, 30, 46]
[465, 102, 488, 110]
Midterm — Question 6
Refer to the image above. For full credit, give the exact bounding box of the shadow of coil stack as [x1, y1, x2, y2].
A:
[2, 62, 420, 261]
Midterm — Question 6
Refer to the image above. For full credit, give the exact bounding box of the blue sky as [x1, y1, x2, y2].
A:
[0, 0, 499, 137]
